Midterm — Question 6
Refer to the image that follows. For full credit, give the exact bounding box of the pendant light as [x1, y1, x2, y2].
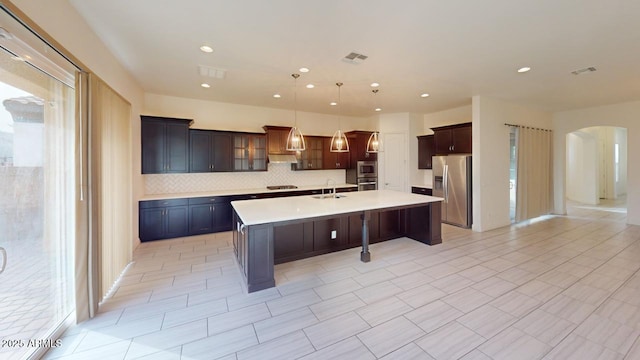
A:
[285, 73, 306, 151]
[366, 89, 381, 153]
[330, 82, 349, 152]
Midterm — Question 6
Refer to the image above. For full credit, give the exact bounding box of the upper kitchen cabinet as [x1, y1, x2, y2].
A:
[263, 126, 297, 155]
[432, 122, 472, 155]
[233, 133, 267, 171]
[417, 134, 434, 169]
[189, 129, 233, 172]
[345, 131, 377, 167]
[322, 137, 350, 169]
[141, 115, 193, 174]
[292, 136, 323, 170]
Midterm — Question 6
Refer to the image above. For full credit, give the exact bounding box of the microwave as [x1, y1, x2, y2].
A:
[357, 161, 377, 178]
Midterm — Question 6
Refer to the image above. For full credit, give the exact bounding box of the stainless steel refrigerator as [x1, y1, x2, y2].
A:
[432, 155, 472, 228]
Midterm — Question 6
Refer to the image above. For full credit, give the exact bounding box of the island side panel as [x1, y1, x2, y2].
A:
[405, 202, 442, 245]
[233, 209, 276, 293]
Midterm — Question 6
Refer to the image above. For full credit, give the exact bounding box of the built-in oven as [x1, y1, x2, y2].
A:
[357, 178, 378, 191]
[357, 161, 377, 178]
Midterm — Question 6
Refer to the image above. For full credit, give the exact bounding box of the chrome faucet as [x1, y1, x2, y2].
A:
[323, 178, 336, 198]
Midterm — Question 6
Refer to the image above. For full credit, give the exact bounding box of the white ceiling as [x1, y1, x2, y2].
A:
[69, 0, 640, 117]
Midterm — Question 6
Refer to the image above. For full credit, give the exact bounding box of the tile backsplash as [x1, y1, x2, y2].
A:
[144, 163, 347, 195]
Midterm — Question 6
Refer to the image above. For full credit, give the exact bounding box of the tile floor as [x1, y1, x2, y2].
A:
[42, 201, 640, 360]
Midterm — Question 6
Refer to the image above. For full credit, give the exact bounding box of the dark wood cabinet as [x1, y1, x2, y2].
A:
[263, 126, 297, 155]
[273, 223, 314, 264]
[322, 137, 350, 169]
[432, 122, 472, 155]
[417, 135, 434, 169]
[313, 217, 347, 250]
[233, 133, 267, 171]
[188, 197, 233, 235]
[139, 199, 189, 241]
[346, 131, 377, 167]
[141, 116, 193, 174]
[293, 136, 323, 170]
[189, 130, 233, 172]
[411, 186, 433, 196]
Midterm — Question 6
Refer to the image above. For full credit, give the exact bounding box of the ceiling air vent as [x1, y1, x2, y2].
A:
[571, 67, 597, 75]
[198, 65, 226, 79]
[343, 52, 368, 64]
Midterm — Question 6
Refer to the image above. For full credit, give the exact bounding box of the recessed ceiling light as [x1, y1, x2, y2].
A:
[370, 82, 380, 87]
[200, 45, 213, 53]
[201, 83, 211, 88]
[420, 93, 430, 98]
[299, 67, 310, 73]
[306, 84, 314, 89]
[517, 67, 531, 73]
[330, 102, 337, 106]
[273, 94, 281, 98]
[375, 108, 382, 112]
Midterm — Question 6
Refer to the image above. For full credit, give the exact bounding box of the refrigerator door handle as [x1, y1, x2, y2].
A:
[443, 164, 449, 203]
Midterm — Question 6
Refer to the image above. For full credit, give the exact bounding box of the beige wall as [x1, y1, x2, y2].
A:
[472, 96, 553, 232]
[553, 101, 640, 226]
[10, 0, 145, 244]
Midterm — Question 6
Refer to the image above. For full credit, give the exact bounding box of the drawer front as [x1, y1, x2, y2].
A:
[140, 198, 189, 208]
[188, 196, 228, 205]
[411, 186, 432, 196]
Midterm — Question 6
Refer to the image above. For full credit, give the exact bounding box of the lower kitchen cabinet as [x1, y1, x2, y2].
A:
[411, 186, 433, 196]
[188, 197, 233, 235]
[140, 186, 358, 242]
[139, 199, 189, 241]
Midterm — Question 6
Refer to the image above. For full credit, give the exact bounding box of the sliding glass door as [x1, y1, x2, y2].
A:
[0, 9, 77, 359]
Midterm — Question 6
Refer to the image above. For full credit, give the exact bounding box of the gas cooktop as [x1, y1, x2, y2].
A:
[266, 185, 298, 190]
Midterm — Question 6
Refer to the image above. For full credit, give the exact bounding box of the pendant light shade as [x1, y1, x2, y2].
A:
[330, 129, 349, 152]
[366, 90, 382, 153]
[285, 73, 306, 151]
[366, 131, 380, 153]
[330, 82, 350, 153]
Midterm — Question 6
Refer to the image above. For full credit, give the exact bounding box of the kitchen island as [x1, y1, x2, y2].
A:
[231, 189, 443, 292]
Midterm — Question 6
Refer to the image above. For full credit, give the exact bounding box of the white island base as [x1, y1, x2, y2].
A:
[231, 190, 443, 293]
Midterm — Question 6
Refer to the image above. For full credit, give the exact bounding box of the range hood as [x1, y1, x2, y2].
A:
[268, 154, 298, 163]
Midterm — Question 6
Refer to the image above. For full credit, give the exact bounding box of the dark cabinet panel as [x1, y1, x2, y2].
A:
[273, 223, 314, 264]
[322, 137, 350, 169]
[432, 122, 472, 155]
[139, 202, 189, 241]
[292, 136, 323, 170]
[189, 204, 214, 234]
[188, 197, 234, 235]
[140, 208, 165, 241]
[141, 116, 192, 174]
[379, 210, 404, 241]
[263, 126, 297, 155]
[346, 131, 377, 167]
[417, 135, 434, 169]
[451, 126, 472, 154]
[313, 217, 347, 250]
[411, 186, 433, 196]
[190, 130, 233, 172]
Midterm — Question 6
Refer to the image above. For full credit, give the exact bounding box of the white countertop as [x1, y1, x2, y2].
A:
[141, 183, 358, 201]
[411, 184, 433, 189]
[232, 189, 443, 225]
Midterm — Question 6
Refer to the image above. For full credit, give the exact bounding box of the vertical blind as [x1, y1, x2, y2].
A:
[514, 126, 553, 222]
